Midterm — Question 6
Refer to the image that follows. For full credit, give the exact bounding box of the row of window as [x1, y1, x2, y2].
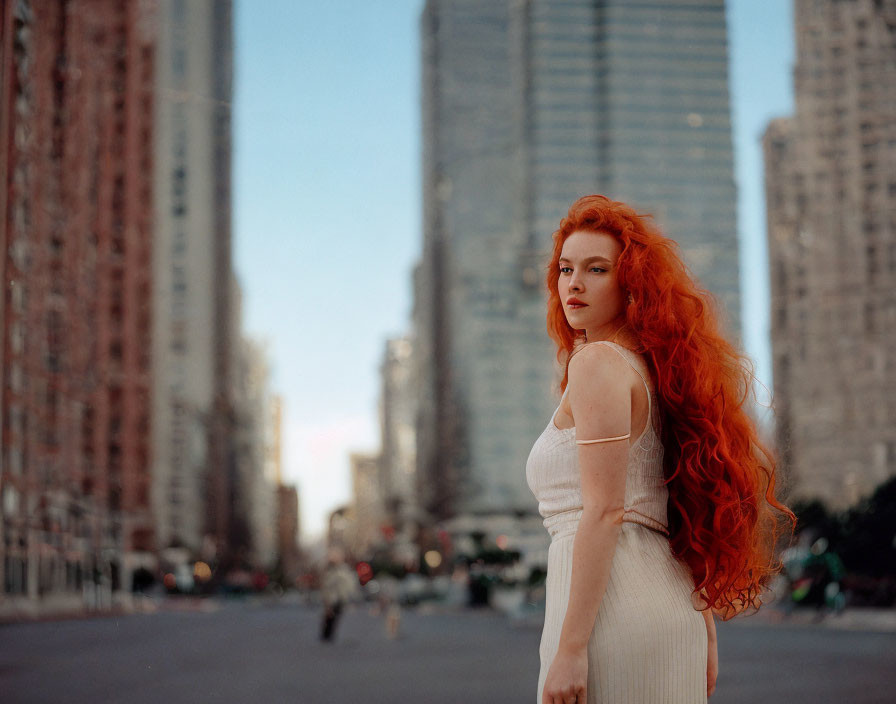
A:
[532, 8, 726, 31]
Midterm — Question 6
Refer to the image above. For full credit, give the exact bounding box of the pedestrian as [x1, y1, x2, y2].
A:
[377, 573, 402, 639]
[526, 195, 795, 703]
[319, 550, 360, 643]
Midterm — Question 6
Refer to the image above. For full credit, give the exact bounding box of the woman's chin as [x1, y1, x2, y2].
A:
[565, 312, 590, 328]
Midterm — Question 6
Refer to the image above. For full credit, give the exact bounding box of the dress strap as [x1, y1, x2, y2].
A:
[576, 433, 631, 445]
[567, 341, 653, 446]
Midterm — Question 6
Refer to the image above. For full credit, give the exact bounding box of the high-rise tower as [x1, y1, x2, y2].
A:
[152, 0, 238, 559]
[416, 0, 739, 521]
[764, 0, 896, 508]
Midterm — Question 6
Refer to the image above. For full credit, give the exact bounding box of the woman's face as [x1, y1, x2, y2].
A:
[557, 230, 626, 339]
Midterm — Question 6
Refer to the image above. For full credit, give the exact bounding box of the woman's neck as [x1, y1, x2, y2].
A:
[584, 320, 631, 346]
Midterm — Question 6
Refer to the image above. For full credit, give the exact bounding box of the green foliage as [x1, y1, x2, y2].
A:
[838, 476, 896, 578]
[790, 498, 842, 544]
[792, 476, 896, 579]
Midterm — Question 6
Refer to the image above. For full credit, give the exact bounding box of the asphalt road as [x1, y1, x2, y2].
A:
[1, 599, 894, 703]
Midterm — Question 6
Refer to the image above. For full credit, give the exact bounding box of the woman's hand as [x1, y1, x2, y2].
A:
[707, 632, 718, 697]
[702, 605, 718, 697]
[543, 646, 588, 704]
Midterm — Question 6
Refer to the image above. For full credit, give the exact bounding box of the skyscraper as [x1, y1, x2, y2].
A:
[764, 0, 896, 508]
[416, 0, 739, 522]
[378, 336, 420, 560]
[152, 0, 237, 559]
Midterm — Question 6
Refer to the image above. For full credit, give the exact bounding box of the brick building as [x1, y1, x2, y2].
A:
[1, 0, 156, 605]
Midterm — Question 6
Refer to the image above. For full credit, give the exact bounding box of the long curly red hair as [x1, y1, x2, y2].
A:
[547, 195, 795, 618]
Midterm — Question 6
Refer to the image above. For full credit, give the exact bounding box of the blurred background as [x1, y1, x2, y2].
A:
[0, 0, 894, 702]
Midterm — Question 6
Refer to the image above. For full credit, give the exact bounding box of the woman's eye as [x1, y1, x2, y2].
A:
[559, 266, 572, 274]
[591, 267, 606, 273]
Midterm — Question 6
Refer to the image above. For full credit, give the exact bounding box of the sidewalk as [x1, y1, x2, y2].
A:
[725, 606, 896, 633]
[0, 594, 127, 625]
[0, 593, 220, 625]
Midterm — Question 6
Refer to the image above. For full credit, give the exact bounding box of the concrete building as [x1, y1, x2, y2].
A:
[264, 397, 285, 544]
[763, 0, 896, 508]
[378, 336, 421, 560]
[416, 0, 739, 525]
[349, 452, 384, 557]
[276, 483, 300, 584]
[1, 0, 156, 611]
[269, 396, 284, 485]
[266, 395, 302, 578]
[151, 0, 237, 563]
[234, 333, 278, 569]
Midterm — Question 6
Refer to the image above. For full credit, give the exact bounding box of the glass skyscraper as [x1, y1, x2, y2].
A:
[416, 0, 739, 521]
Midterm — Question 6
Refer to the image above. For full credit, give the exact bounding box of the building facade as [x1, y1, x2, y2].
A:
[234, 333, 278, 569]
[378, 336, 420, 558]
[349, 452, 384, 557]
[764, 0, 896, 508]
[276, 483, 300, 584]
[416, 0, 739, 522]
[151, 0, 237, 563]
[1, 0, 156, 605]
[1, 0, 258, 611]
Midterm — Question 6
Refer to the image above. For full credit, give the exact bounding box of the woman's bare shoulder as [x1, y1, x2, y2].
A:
[569, 340, 629, 366]
[568, 341, 633, 386]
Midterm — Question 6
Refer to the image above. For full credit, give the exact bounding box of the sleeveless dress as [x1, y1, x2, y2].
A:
[525, 341, 707, 704]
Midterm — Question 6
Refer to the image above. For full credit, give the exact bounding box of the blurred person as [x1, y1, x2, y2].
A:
[526, 195, 795, 703]
[377, 573, 402, 639]
[319, 550, 360, 643]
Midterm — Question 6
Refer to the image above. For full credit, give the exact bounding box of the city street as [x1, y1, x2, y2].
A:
[1, 599, 894, 704]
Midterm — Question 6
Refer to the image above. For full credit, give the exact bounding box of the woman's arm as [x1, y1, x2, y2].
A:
[703, 607, 718, 697]
[542, 344, 632, 703]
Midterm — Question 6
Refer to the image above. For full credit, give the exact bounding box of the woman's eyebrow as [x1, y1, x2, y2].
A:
[558, 255, 613, 264]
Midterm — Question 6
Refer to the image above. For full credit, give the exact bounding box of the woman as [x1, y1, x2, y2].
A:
[525, 195, 794, 703]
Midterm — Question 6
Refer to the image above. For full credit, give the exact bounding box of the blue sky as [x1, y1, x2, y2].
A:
[233, 0, 794, 541]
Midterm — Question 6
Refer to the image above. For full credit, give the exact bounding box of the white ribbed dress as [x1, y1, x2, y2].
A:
[526, 341, 707, 704]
